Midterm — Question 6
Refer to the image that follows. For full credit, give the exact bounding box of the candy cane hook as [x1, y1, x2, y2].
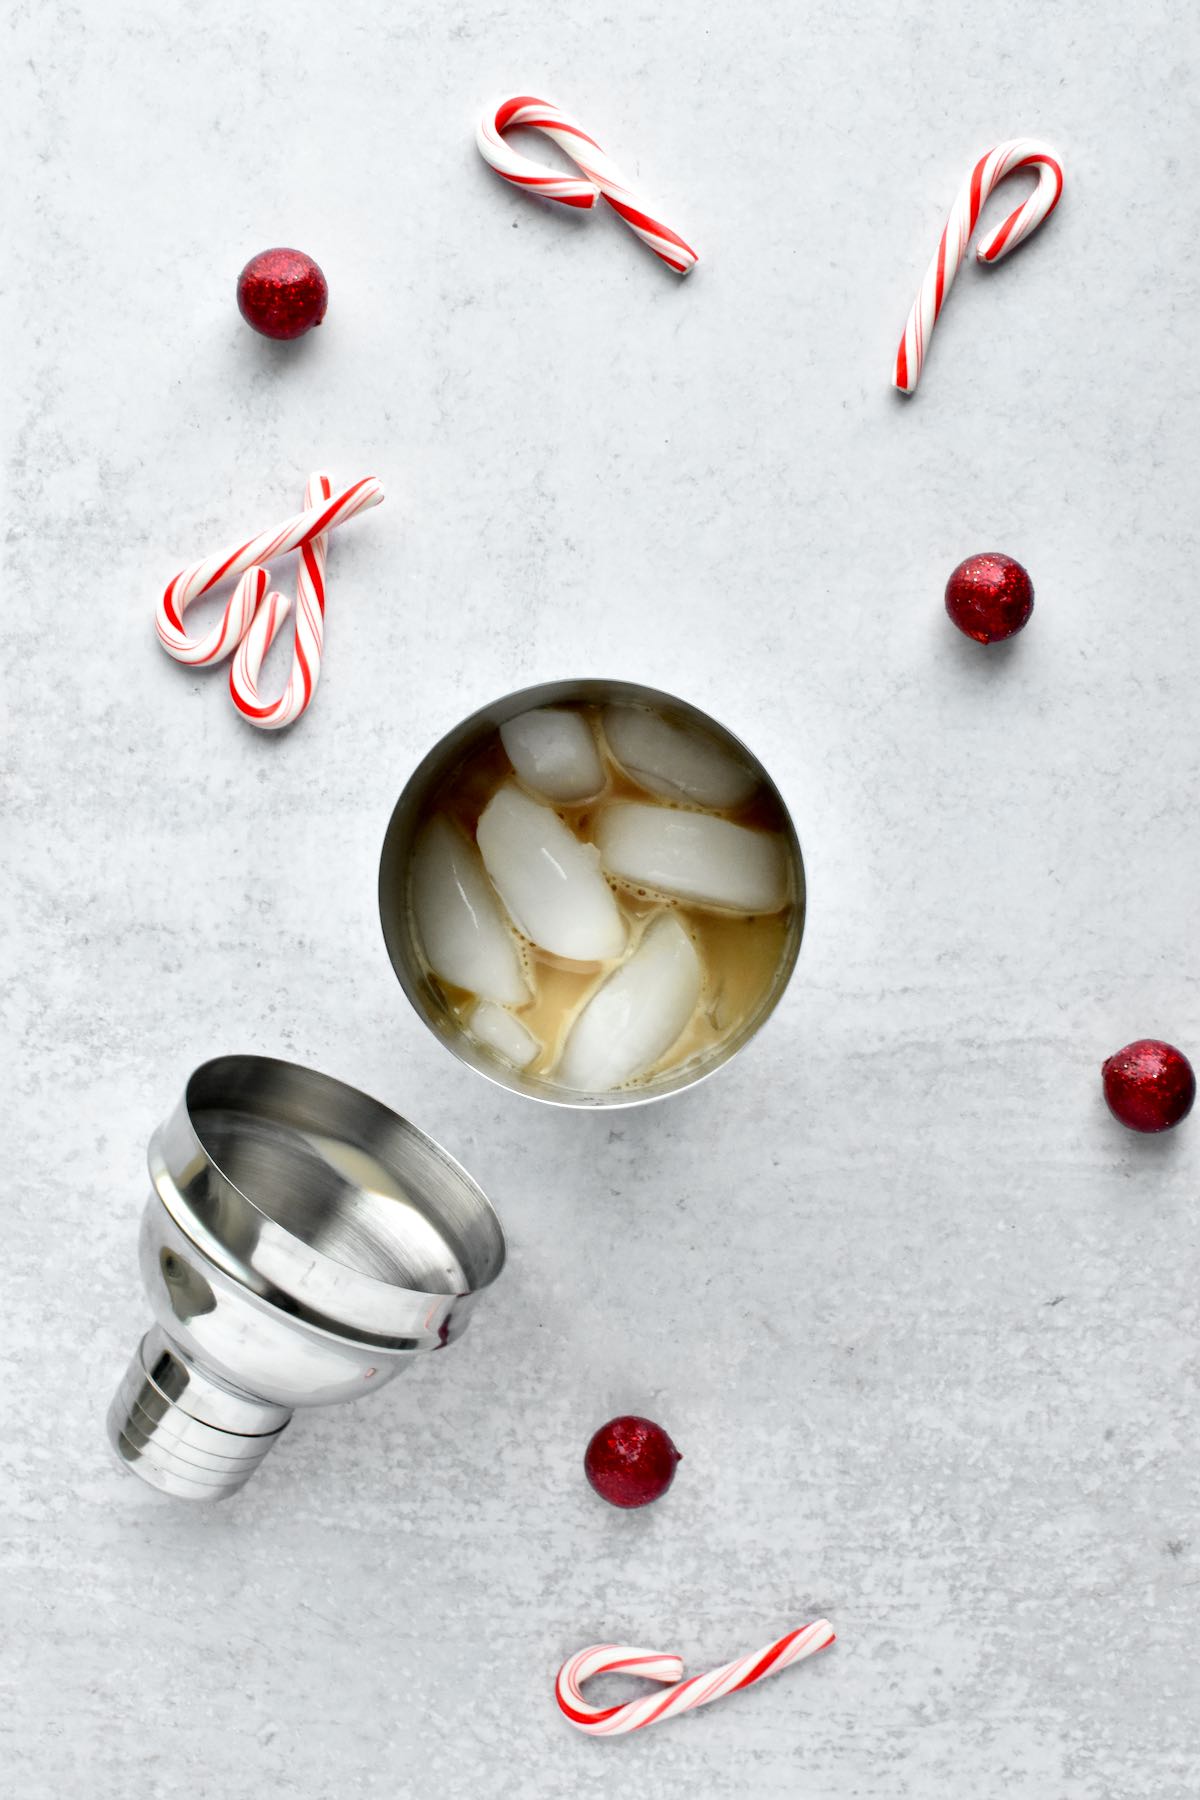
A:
[155, 473, 382, 729]
[555, 1620, 835, 1736]
[228, 472, 332, 729]
[476, 94, 698, 274]
[893, 139, 1063, 394]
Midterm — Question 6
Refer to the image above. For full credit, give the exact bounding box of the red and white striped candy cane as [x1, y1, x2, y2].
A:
[228, 472, 333, 730]
[155, 473, 382, 729]
[555, 1620, 835, 1736]
[476, 95, 698, 275]
[893, 139, 1063, 394]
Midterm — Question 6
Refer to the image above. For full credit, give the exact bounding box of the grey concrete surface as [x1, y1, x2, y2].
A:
[3, 1, 1199, 1794]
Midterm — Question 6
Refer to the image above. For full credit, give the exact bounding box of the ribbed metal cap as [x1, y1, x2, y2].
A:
[107, 1328, 291, 1502]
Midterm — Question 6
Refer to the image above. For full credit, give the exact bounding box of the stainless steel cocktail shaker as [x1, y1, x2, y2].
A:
[378, 678, 806, 1107]
[107, 1055, 506, 1501]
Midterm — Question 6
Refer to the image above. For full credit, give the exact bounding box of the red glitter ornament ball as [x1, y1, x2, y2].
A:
[944, 552, 1034, 644]
[1102, 1040, 1196, 1134]
[584, 1415, 681, 1510]
[236, 248, 328, 341]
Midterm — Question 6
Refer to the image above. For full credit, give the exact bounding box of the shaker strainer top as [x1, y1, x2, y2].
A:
[151, 1053, 506, 1345]
[108, 1054, 507, 1501]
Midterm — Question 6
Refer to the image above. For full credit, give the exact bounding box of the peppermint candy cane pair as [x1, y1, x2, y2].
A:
[893, 138, 1064, 394]
[155, 474, 383, 729]
[477, 95, 698, 274]
[556, 1619, 835, 1736]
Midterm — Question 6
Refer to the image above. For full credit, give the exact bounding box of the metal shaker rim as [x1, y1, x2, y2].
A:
[151, 1053, 506, 1347]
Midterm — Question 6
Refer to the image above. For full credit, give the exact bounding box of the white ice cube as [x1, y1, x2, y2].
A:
[476, 785, 627, 962]
[557, 914, 702, 1092]
[469, 1001, 540, 1069]
[603, 705, 758, 810]
[499, 708, 605, 801]
[595, 802, 789, 914]
[410, 815, 529, 1004]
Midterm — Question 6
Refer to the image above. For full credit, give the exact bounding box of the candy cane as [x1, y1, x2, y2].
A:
[155, 473, 382, 729]
[477, 95, 698, 274]
[555, 1620, 835, 1736]
[893, 140, 1063, 394]
[227, 472, 332, 729]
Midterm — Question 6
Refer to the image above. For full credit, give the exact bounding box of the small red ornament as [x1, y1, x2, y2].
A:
[1102, 1039, 1195, 1134]
[584, 1415, 681, 1510]
[236, 248, 328, 341]
[944, 552, 1034, 644]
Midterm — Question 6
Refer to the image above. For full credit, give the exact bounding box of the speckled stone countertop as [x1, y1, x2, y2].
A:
[4, 1, 1199, 1795]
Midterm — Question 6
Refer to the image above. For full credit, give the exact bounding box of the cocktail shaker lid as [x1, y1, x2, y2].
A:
[149, 1054, 506, 1346]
